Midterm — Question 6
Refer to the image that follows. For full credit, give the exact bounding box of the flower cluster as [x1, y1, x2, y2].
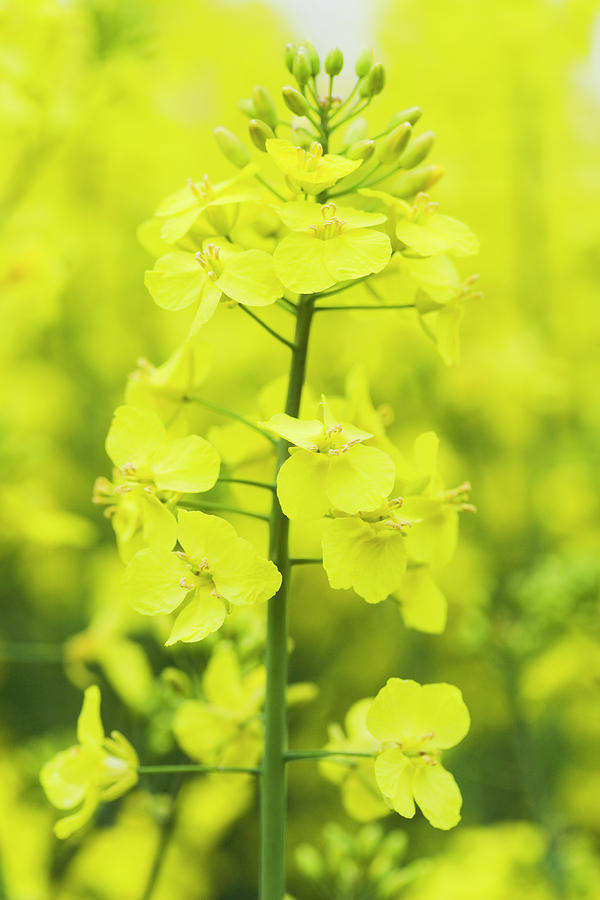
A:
[42, 42, 479, 853]
[263, 397, 473, 634]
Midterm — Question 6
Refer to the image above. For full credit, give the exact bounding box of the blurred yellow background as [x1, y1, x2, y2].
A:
[1, 0, 599, 897]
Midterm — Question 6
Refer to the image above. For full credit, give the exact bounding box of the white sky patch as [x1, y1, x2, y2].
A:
[219, 0, 376, 88]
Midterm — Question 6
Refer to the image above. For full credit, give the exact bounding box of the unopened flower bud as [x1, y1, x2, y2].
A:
[213, 127, 251, 169]
[284, 42, 296, 73]
[377, 121, 412, 164]
[359, 63, 386, 97]
[387, 106, 423, 129]
[249, 118, 275, 152]
[342, 117, 368, 148]
[325, 48, 344, 77]
[398, 130, 436, 168]
[238, 98, 256, 118]
[346, 138, 375, 161]
[300, 40, 320, 75]
[295, 844, 325, 880]
[355, 48, 374, 78]
[389, 164, 444, 198]
[282, 85, 311, 117]
[252, 86, 278, 130]
[293, 48, 312, 87]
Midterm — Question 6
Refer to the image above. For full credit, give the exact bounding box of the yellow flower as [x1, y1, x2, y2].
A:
[40, 686, 138, 838]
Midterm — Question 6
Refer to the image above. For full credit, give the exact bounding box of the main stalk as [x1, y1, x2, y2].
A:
[260, 295, 315, 899]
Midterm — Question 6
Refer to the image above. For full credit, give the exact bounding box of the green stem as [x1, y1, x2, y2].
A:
[329, 78, 361, 121]
[260, 294, 315, 900]
[284, 750, 374, 762]
[329, 99, 370, 133]
[138, 764, 260, 775]
[315, 303, 415, 312]
[276, 297, 298, 315]
[184, 395, 278, 446]
[315, 275, 374, 298]
[255, 174, 286, 202]
[219, 476, 275, 491]
[239, 304, 295, 349]
[177, 499, 270, 523]
[0, 642, 64, 664]
[289, 558, 322, 566]
[139, 775, 182, 900]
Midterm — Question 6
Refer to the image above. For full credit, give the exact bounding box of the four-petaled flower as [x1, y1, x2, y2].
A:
[93, 405, 220, 561]
[319, 698, 389, 822]
[261, 397, 396, 520]
[397, 431, 475, 568]
[125, 510, 282, 645]
[154, 166, 264, 243]
[173, 642, 266, 767]
[366, 678, 470, 830]
[40, 686, 138, 838]
[273, 200, 391, 294]
[144, 240, 283, 335]
[266, 139, 361, 194]
[361, 188, 479, 258]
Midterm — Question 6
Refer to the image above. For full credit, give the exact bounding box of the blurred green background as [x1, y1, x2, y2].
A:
[1, 0, 599, 897]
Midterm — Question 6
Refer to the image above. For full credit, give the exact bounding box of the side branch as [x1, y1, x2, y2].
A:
[239, 304, 296, 350]
[184, 395, 278, 446]
[284, 750, 374, 762]
[138, 764, 260, 775]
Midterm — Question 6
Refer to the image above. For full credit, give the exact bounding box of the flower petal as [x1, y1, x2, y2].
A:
[419, 683, 471, 749]
[277, 451, 330, 520]
[322, 517, 406, 604]
[177, 509, 239, 564]
[366, 678, 423, 744]
[260, 412, 323, 449]
[105, 406, 165, 470]
[150, 435, 220, 493]
[396, 567, 447, 634]
[274, 232, 334, 294]
[144, 251, 207, 311]
[374, 748, 415, 818]
[139, 493, 178, 551]
[77, 685, 104, 749]
[325, 444, 395, 515]
[125, 548, 190, 614]
[412, 762, 462, 829]
[213, 538, 281, 606]
[322, 229, 391, 283]
[216, 249, 282, 307]
[165, 584, 227, 645]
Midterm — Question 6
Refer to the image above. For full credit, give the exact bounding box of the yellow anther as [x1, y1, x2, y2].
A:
[120, 463, 137, 476]
[179, 578, 195, 591]
[321, 202, 337, 219]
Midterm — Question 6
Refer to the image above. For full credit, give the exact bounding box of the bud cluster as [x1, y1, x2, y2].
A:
[212, 43, 440, 203]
